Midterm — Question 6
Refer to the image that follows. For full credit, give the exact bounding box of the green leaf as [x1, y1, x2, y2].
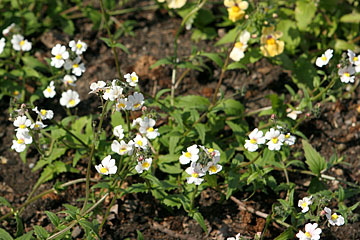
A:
[192, 212, 208, 233]
[194, 123, 206, 144]
[176, 95, 210, 111]
[155, 88, 171, 100]
[150, 57, 173, 69]
[0, 197, 11, 207]
[340, 12, 360, 23]
[159, 162, 183, 174]
[15, 214, 24, 237]
[226, 61, 247, 70]
[302, 140, 326, 176]
[200, 52, 223, 67]
[169, 135, 180, 155]
[45, 211, 60, 227]
[277, 19, 301, 52]
[15, 231, 33, 240]
[0, 228, 14, 240]
[100, 37, 112, 47]
[136, 230, 144, 240]
[79, 220, 100, 238]
[274, 228, 294, 240]
[295, 0, 317, 31]
[338, 186, 345, 202]
[215, 27, 239, 46]
[111, 111, 126, 130]
[33, 226, 49, 240]
[23, 66, 40, 78]
[113, 42, 129, 54]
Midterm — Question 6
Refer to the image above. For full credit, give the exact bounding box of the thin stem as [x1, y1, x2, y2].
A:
[237, 149, 264, 168]
[51, 120, 89, 149]
[311, 77, 336, 101]
[190, 185, 198, 211]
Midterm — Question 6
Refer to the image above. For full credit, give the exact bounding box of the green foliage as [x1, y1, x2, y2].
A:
[302, 140, 326, 176]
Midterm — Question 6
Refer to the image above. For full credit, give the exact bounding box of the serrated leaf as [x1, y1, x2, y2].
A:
[33, 226, 49, 240]
[79, 220, 100, 238]
[100, 37, 112, 47]
[200, 52, 223, 67]
[158, 154, 179, 164]
[113, 42, 129, 54]
[215, 27, 239, 46]
[0, 228, 13, 240]
[192, 212, 208, 233]
[295, 0, 317, 31]
[45, 211, 60, 227]
[302, 140, 326, 176]
[176, 95, 210, 111]
[15, 231, 33, 240]
[274, 228, 294, 240]
[159, 162, 183, 174]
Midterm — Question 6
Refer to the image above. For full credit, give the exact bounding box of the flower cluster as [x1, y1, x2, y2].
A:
[0, 23, 32, 55]
[179, 145, 222, 185]
[224, 0, 249, 22]
[260, 26, 284, 57]
[244, 126, 296, 152]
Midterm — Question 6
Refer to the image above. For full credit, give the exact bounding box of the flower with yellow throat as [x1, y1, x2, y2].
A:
[260, 26, 285, 57]
[224, 0, 249, 22]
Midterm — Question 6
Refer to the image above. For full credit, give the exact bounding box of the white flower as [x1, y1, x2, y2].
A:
[103, 80, 123, 101]
[0, 38, 5, 55]
[124, 72, 139, 87]
[338, 66, 356, 83]
[2, 23, 15, 36]
[207, 161, 222, 175]
[43, 81, 56, 98]
[298, 196, 312, 213]
[265, 128, 285, 151]
[244, 128, 265, 152]
[132, 117, 143, 127]
[126, 92, 144, 111]
[113, 125, 124, 139]
[11, 34, 32, 51]
[324, 207, 345, 226]
[315, 49, 333, 67]
[167, 0, 187, 9]
[347, 49, 360, 70]
[284, 132, 296, 145]
[60, 90, 80, 108]
[135, 158, 152, 174]
[32, 106, 54, 120]
[296, 223, 322, 240]
[179, 144, 199, 164]
[51, 44, 69, 68]
[69, 40, 87, 55]
[63, 75, 77, 86]
[64, 56, 86, 76]
[139, 117, 160, 139]
[185, 162, 205, 185]
[230, 30, 251, 61]
[133, 134, 148, 150]
[95, 155, 117, 175]
[30, 121, 47, 130]
[89, 80, 106, 93]
[286, 108, 302, 120]
[13, 116, 31, 132]
[227, 233, 241, 240]
[116, 98, 128, 111]
[11, 131, 32, 153]
[111, 140, 133, 155]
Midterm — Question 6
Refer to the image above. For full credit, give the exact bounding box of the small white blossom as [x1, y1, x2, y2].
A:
[206, 160, 222, 175]
[167, 0, 187, 9]
[244, 128, 265, 152]
[43, 81, 56, 98]
[298, 196, 312, 213]
[95, 155, 117, 175]
[124, 72, 139, 87]
[64, 56, 86, 76]
[296, 223, 322, 240]
[13, 116, 31, 132]
[30, 121, 47, 130]
[139, 117, 160, 139]
[115, 98, 128, 111]
[265, 128, 285, 151]
[103, 80, 123, 101]
[0, 38, 5, 55]
[132, 117, 143, 127]
[347, 50, 360, 71]
[11, 34, 32, 51]
[69, 40, 87, 55]
[51, 44, 69, 68]
[230, 30, 250, 61]
[2, 23, 15, 36]
[133, 134, 148, 150]
[315, 49, 333, 67]
[227, 233, 241, 240]
[185, 162, 205, 185]
[179, 144, 199, 165]
[32, 106, 54, 120]
[286, 108, 302, 120]
[63, 75, 77, 86]
[338, 66, 356, 83]
[60, 90, 80, 108]
[284, 132, 296, 145]
[135, 158, 152, 174]
[113, 125, 124, 139]
[111, 140, 133, 155]
[89, 80, 106, 94]
[11, 131, 32, 153]
[126, 92, 144, 111]
[324, 207, 345, 226]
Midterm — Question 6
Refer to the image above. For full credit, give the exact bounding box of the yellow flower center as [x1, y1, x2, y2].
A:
[331, 213, 338, 220]
[68, 80, 73, 84]
[305, 232, 312, 238]
[147, 127, 154, 132]
[321, 56, 327, 61]
[69, 99, 75, 106]
[20, 40, 25, 46]
[192, 173, 198, 178]
[142, 162, 150, 168]
[137, 140, 143, 146]
[35, 124, 39, 128]
[13, 90, 19, 96]
[131, 76, 137, 82]
[55, 54, 62, 60]
[353, 56, 358, 62]
[185, 152, 191, 158]
[117, 103, 125, 108]
[272, 138, 278, 144]
[266, 37, 276, 46]
[100, 167, 108, 173]
[47, 87, 52, 93]
[76, 43, 82, 49]
[119, 148, 127, 153]
[40, 109, 47, 116]
[250, 139, 257, 144]
[231, 6, 240, 12]
[285, 134, 290, 138]
[344, 72, 350, 77]
[134, 103, 141, 108]
[209, 166, 217, 173]
[72, 64, 79, 68]
[208, 148, 214, 153]
[17, 139, 24, 144]
[301, 202, 307, 208]
[19, 124, 26, 129]
[235, 42, 243, 48]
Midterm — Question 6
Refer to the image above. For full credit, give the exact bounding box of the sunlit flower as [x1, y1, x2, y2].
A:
[338, 66, 355, 83]
[296, 223, 322, 240]
[284, 132, 296, 145]
[315, 49, 333, 67]
[126, 92, 144, 111]
[51, 44, 69, 68]
[64, 56, 86, 76]
[185, 162, 205, 185]
[133, 134, 148, 150]
[60, 90, 80, 108]
[11, 34, 32, 51]
[206, 160, 222, 175]
[30, 121, 47, 130]
[139, 117, 160, 139]
[69, 40, 87, 55]
[260, 26, 284, 57]
[63, 75, 77, 86]
[244, 128, 265, 152]
[111, 140, 133, 155]
[43, 81, 56, 98]
[124, 72, 139, 87]
[113, 125, 124, 139]
[0, 38, 5, 55]
[286, 108, 302, 120]
[2, 23, 15, 36]
[167, 0, 187, 9]
[179, 144, 199, 164]
[298, 196, 312, 213]
[115, 98, 128, 111]
[265, 128, 285, 151]
[230, 30, 250, 61]
[324, 207, 345, 226]
[347, 49, 360, 72]
[135, 158, 152, 174]
[89, 80, 106, 94]
[32, 106, 54, 120]
[224, 0, 249, 22]
[11, 131, 32, 153]
[95, 155, 117, 175]
[13, 116, 31, 133]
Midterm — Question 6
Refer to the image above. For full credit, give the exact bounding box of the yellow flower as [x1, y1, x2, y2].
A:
[260, 26, 284, 57]
[224, 0, 248, 22]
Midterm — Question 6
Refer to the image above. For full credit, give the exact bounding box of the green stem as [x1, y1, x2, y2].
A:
[190, 185, 198, 211]
[108, 5, 158, 15]
[51, 120, 89, 149]
[311, 77, 336, 101]
[237, 149, 264, 168]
